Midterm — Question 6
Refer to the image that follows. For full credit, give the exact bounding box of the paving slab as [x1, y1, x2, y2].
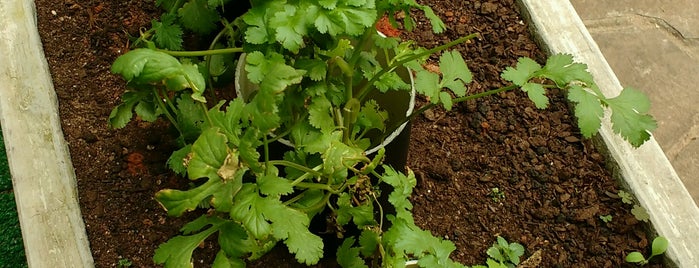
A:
[570, 0, 699, 206]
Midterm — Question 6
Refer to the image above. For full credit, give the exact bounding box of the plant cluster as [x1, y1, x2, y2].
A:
[108, 0, 657, 266]
[618, 190, 651, 222]
[626, 236, 668, 266]
[471, 236, 525, 268]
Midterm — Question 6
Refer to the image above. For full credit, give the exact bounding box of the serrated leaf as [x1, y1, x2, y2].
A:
[134, 99, 161, 122]
[212, 251, 245, 268]
[152, 14, 183, 50]
[295, 58, 327, 81]
[356, 100, 387, 133]
[439, 51, 471, 97]
[541, 54, 594, 86]
[358, 229, 380, 257]
[501, 57, 541, 86]
[521, 83, 549, 109]
[155, 177, 224, 216]
[414, 69, 441, 102]
[374, 72, 410, 93]
[243, 7, 271, 44]
[314, 5, 376, 36]
[567, 85, 603, 138]
[178, 0, 220, 34]
[207, 99, 246, 145]
[167, 145, 192, 175]
[175, 94, 207, 142]
[336, 193, 376, 228]
[258, 166, 294, 196]
[188, 128, 228, 180]
[262, 198, 324, 265]
[270, 5, 309, 52]
[108, 90, 151, 128]
[337, 238, 368, 268]
[230, 184, 272, 239]
[439, 91, 453, 110]
[387, 218, 457, 267]
[218, 221, 250, 258]
[631, 205, 650, 222]
[154, 223, 221, 268]
[606, 87, 657, 147]
[308, 96, 335, 132]
[618, 190, 634, 204]
[381, 166, 416, 219]
[322, 139, 364, 182]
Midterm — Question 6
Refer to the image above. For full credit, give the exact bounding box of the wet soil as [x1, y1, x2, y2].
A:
[34, 0, 663, 267]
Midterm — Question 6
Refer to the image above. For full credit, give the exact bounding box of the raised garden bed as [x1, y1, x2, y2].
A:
[1, 0, 697, 267]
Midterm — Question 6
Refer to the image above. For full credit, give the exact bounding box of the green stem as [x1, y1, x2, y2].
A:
[297, 192, 332, 214]
[268, 160, 324, 178]
[294, 182, 339, 193]
[152, 88, 182, 134]
[155, 47, 244, 57]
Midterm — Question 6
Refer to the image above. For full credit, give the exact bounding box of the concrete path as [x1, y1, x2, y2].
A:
[571, 0, 699, 206]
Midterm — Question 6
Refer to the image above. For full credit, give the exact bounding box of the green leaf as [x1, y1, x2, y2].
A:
[217, 221, 250, 259]
[188, 128, 228, 180]
[152, 14, 184, 50]
[296, 58, 328, 81]
[258, 166, 294, 196]
[631, 205, 650, 222]
[313, 4, 376, 36]
[381, 166, 417, 219]
[358, 229, 380, 257]
[154, 216, 226, 267]
[322, 139, 364, 182]
[175, 94, 207, 141]
[651, 236, 669, 257]
[262, 198, 324, 265]
[414, 69, 441, 102]
[167, 145, 192, 175]
[108, 90, 151, 128]
[134, 99, 161, 122]
[567, 85, 603, 138]
[154, 223, 220, 267]
[178, 0, 220, 34]
[242, 7, 271, 44]
[165, 62, 207, 101]
[501, 57, 541, 86]
[439, 91, 453, 111]
[541, 54, 594, 86]
[111, 49, 206, 95]
[336, 193, 376, 228]
[337, 238, 368, 268]
[521, 83, 549, 109]
[439, 51, 471, 97]
[207, 99, 246, 145]
[212, 251, 245, 268]
[385, 218, 458, 267]
[606, 87, 657, 147]
[356, 100, 388, 133]
[156, 177, 224, 216]
[625, 252, 647, 264]
[270, 5, 309, 52]
[230, 184, 273, 239]
[308, 96, 336, 132]
[617, 190, 634, 204]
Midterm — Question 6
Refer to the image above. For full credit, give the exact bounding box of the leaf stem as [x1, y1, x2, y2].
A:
[153, 88, 182, 134]
[155, 47, 244, 57]
[268, 160, 324, 178]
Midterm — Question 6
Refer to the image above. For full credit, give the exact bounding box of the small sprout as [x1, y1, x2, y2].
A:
[618, 190, 634, 204]
[490, 187, 506, 203]
[117, 258, 133, 268]
[626, 236, 668, 265]
[599, 214, 613, 223]
[486, 236, 525, 267]
[631, 205, 650, 222]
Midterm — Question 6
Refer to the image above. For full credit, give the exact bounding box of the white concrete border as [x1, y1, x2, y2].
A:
[0, 1, 94, 267]
[518, 0, 699, 266]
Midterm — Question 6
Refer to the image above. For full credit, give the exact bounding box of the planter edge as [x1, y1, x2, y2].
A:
[0, 1, 94, 267]
[517, 0, 699, 266]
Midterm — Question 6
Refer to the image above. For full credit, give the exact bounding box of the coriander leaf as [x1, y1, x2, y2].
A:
[323, 139, 365, 182]
[356, 100, 388, 133]
[242, 7, 271, 44]
[420, 6, 446, 33]
[230, 184, 272, 239]
[567, 85, 603, 138]
[337, 238, 368, 268]
[212, 250, 245, 268]
[521, 82, 549, 109]
[263, 198, 324, 265]
[374, 72, 410, 93]
[308, 96, 336, 132]
[156, 177, 224, 217]
[336, 193, 376, 228]
[152, 14, 183, 50]
[178, 0, 220, 34]
[381, 166, 416, 219]
[385, 218, 460, 268]
[618, 190, 634, 204]
[111, 48, 181, 82]
[358, 229, 380, 257]
[154, 222, 221, 267]
[270, 5, 309, 52]
[541, 54, 594, 87]
[175, 93, 207, 142]
[165, 62, 207, 102]
[108, 90, 151, 129]
[414, 69, 441, 102]
[188, 128, 228, 180]
[134, 99, 161, 122]
[440, 91, 453, 111]
[314, 4, 376, 36]
[295, 58, 328, 81]
[206, 99, 246, 145]
[258, 166, 294, 196]
[167, 145, 192, 175]
[439, 51, 471, 97]
[606, 87, 657, 147]
[208, 0, 232, 8]
[501, 57, 541, 86]
[217, 221, 250, 259]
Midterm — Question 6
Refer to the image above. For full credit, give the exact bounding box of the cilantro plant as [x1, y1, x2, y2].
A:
[108, 0, 657, 266]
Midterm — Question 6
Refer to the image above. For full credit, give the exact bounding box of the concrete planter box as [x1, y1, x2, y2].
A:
[1, 0, 697, 267]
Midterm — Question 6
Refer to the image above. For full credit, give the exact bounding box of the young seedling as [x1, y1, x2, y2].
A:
[484, 236, 525, 268]
[490, 187, 505, 203]
[117, 258, 133, 268]
[617, 190, 650, 222]
[599, 214, 613, 223]
[625, 236, 668, 266]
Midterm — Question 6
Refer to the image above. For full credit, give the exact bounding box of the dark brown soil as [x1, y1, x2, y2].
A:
[34, 0, 663, 267]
